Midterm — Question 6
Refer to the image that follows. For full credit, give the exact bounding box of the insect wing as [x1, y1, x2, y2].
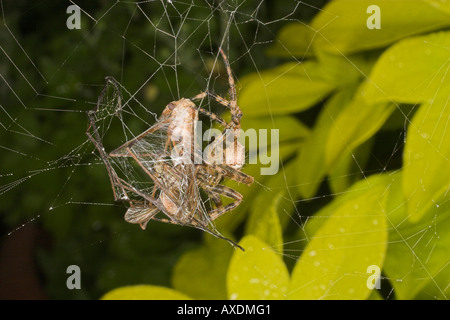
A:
[124, 203, 159, 228]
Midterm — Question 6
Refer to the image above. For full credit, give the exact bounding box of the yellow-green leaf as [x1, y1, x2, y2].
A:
[403, 92, 450, 222]
[246, 157, 300, 250]
[384, 171, 450, 299]
[267, 23, 316, 58]
[245, 190, 284, 251]
[383, 207, 450, 300]
[239, 62, 335, 116]
[328, 138, 373, 195]
[312, 0, 450, 54]
[381, 169, 449, 303]
[363, 31, 450, 104]
[427, 0, 450, 14]
[227, 235, 290, 300]
[242, 115, 309, 156]
[171, 235, 234, 299]
[101, 285, 191, 300]
[296, 85, 357, 198]
[289, 180, 388, 300]
[315, 51, 368, 86]
[325, 84, 395, 171]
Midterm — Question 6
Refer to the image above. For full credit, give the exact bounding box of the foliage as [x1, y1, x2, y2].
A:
[1, 0, 449, 300]
[103, 0, 449, 300]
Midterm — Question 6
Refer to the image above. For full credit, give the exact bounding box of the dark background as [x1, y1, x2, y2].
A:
[0, 0, 328, 299]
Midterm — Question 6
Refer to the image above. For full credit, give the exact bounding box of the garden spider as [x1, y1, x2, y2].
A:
[86, 50, 253, 250]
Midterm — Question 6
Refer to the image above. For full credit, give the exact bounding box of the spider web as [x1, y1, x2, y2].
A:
[0, 0, 448, 300]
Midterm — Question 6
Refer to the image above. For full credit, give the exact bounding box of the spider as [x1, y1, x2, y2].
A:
[86, 50, 253, 250]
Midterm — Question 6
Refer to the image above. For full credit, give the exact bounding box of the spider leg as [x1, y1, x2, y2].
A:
[219, 52, 243, 131]
[191, 91, 230, 109]
[218, 164, 254, 186]
[205, 188, 223, 209]
[219, 49, 236, 104]
[198, 107, 228, 127]
[190, 93, 228, 127]
[192, 91, 240, 126]
[219, 49, 242, 125]
[202, 184, 243, 220]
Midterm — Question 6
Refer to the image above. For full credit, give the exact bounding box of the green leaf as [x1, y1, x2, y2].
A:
[328, 138, 373, 195]
[245, 159, 300, 250]
[296, 85, 357, 198]
[101, 285, 191, 300]
[382, 170, 408, 228]
[296, 172, 397, 251]
[384, 173, 450, 300]
[368, 290, 383, 300]
[245, 161, 297, 249]
[315, 51, 368, 86]
[297, 169, 449, 300]
[227, 235, 290, 300]
[363, 31, 450, 104]
[383, 208, 450, 300]
[403, 93, 450, 222]
[171, 235, 234, 299]
[267, 23, 316, 58]
[427, 0, 450, 14]
[325, 84, 395, 171]
[239, 61, 336, 116]
[328, 174, 393, 228]
[311, 0, 450, 54]
[240, 115, 309, 167]
[289, 179, 388, 300]
[414, 265, 450, 300]
[245, 190, 284, 250]
[242, 115, 309, 150]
